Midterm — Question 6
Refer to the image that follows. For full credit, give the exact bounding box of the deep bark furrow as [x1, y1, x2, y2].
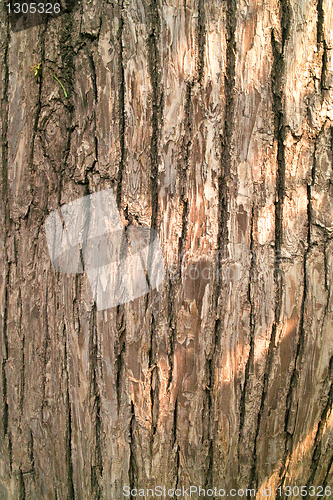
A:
[30, 21, 47, 167]
[116, 305, 126, 412]
[214, 0, 237, 314]
[316, 0, 328, 90]
[146, 1, 162, 458]
[129, 401, 138, 493]
[322, 453, 333, 489]
[149, 314, 158, 442]
[1, 14, 10, 443]
[249, 323, 278, 488]
[238, 206, 256, 464]
[40, 274, 50, 425]
[1, 263, 10, 439]
[19, 290, 25, 414]
[89, 306, 103, 499]
[18, 469, 26, 500]
[116, 0, 125, 208]
[28, 429, 35, 474]
[147, 0, 162, 231]
[197, 0, 205, 84]
[88, 51, 98, 103]
[166, 276, 177, 391]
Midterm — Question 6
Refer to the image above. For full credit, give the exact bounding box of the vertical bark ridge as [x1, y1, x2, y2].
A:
[250, 0, 291, 488]
[167, 0, 206, 480]
[278, 174, 311, 489]
[167, 81, 192, 392]
[169, 77, 193, 485]
[205, 0, 236, 488]
[146, 2, 162, 466]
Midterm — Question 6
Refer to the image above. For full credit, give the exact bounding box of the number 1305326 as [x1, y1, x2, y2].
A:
[6, 2, 61, 14]
[277, 486, 331, 497]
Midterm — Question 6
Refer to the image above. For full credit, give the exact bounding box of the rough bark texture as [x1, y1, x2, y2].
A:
[1, 0, 333, 498]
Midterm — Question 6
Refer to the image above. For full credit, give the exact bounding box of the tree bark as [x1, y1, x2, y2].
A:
[1, 0, 333, 498]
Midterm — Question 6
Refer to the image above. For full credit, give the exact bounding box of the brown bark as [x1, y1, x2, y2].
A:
[1, 0, 333, 498]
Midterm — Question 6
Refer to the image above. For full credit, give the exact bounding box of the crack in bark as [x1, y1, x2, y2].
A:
[323, 450, 333, 489]
[19, 289, 25, 415]
[41, 268, 50, 427]
[18, 468, 26, 500]
[150, 362, 159, 439]
[149, 314, 159, 444]
[238, 206, 256, 471]
[88, 51, 98, 103]
[147, 0, 162, 231]
[129, 401, 138, 496]
[1, 263, 10, 440]
[89, 306, 103, 500]
[64, 324, 75, 500]
[28, 429, 35, 474]
[316, 0, 329, 91]
[115, 305, 126, 413]
[197, 0, 205, 84]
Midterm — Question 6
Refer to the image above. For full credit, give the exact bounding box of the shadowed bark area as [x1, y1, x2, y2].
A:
[1, 0, 333, 498]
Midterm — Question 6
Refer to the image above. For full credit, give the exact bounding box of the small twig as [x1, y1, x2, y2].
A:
[53, 75, 68, 98]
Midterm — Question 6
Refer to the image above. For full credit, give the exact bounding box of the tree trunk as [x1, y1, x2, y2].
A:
[1, 0, 333, 498]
